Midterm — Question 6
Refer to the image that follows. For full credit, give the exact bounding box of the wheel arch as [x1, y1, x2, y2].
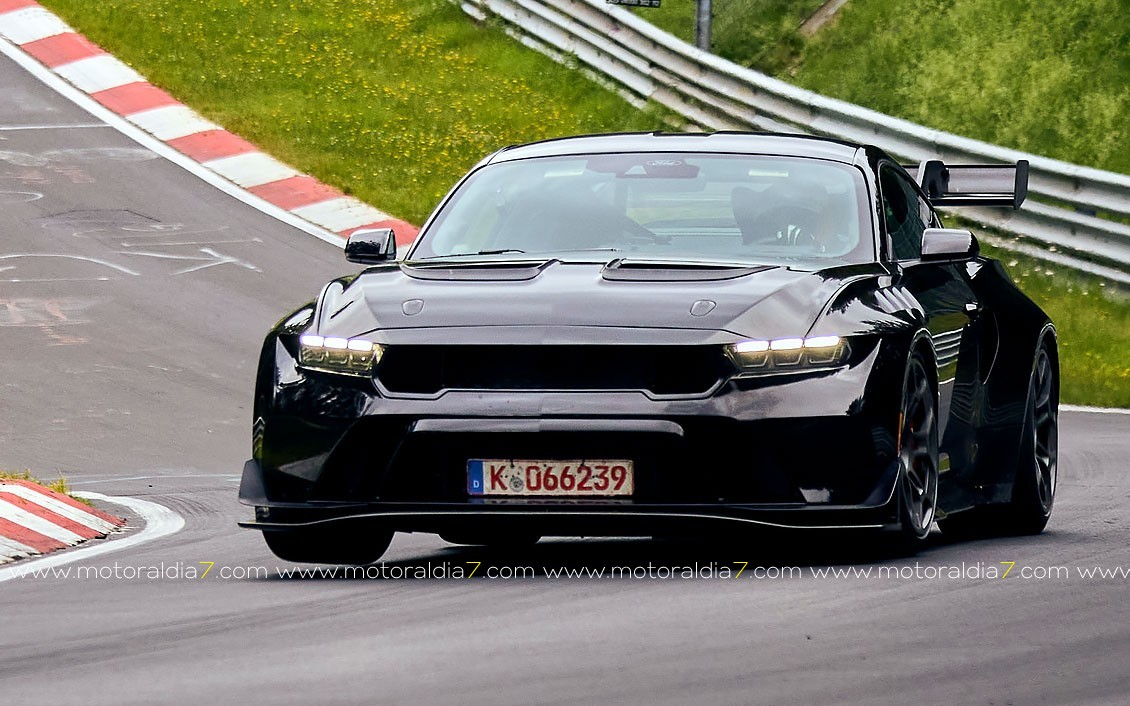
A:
[253, 302, 315, 462]
[909, 328, 940, 394]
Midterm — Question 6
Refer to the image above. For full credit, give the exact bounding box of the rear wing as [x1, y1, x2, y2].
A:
[911, 160, 1029, 209]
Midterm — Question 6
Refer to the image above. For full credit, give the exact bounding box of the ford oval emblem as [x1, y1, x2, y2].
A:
[690, 300, 716, 317]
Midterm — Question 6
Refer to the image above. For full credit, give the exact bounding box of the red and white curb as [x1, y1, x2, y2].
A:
[0, 479, 126, 565]
[0, 491, 184, 582]
[0, 0, 418, 247]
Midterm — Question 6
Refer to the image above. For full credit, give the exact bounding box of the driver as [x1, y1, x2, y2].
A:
[732, 180, 845, 254]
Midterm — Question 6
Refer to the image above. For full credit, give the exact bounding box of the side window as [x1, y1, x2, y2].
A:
[879, 165, 929, 260]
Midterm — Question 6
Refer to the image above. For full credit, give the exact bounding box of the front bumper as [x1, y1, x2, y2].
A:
[238, 461, 901, 536]
[241, 340, 906, 536]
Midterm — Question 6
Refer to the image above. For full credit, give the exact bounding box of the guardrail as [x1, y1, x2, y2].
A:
[459, 0, 1130, 283]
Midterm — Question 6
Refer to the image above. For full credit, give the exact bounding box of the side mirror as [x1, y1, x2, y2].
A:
[921, 228, 978, 261]
[345, 228, 396, 264]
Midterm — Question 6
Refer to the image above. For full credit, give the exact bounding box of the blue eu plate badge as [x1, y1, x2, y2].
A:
[467, 460, 485, 495]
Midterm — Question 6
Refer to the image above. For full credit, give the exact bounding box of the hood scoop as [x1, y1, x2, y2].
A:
[400, 259, 557, 281]
[602, 258, 773, 282]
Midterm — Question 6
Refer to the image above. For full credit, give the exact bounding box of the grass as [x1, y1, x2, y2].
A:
[716, 0, 1129, 176]
[34, 0, 1130, 406]
[631, 0, 825, 73]
[39, 0, 670, 224]
[636, 1, 1130, 175]
[0, 470, 88, 504]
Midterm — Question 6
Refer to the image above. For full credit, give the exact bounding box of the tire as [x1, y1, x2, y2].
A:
[939, 344, 1058, 538]
[1009, 345, 1059, 532]
[889, 350, 940, 553]
[440, 531, 541, 548]
[263, 526, 393, 565]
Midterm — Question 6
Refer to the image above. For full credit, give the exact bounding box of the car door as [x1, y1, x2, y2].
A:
[878, 163, 986, 503]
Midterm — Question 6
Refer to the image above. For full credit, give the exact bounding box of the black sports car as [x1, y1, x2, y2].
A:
[239, 132, 1058, 563]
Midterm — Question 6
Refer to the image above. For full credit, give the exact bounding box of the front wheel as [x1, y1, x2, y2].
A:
[891, 351, 940, 553]
[263, 526, 393, 565]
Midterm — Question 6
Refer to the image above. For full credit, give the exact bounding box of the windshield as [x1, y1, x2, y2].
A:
[410, 153, 874, 266]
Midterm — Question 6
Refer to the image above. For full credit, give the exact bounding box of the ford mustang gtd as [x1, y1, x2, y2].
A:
[239, 133, 1058, 563]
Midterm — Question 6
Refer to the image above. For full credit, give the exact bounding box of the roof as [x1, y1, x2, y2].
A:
[488, 131, 866, 165]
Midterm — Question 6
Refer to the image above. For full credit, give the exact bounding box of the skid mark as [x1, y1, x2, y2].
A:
[0, 190, 43, 203]
[122, 247, 261, 275]
[0, 252, 140, 277]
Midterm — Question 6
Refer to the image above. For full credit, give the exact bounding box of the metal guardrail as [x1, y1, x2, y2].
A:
[460, 0, 1130, 283]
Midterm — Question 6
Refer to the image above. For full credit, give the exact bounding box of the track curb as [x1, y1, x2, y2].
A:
[0, 0, 419, 246]
[0, 479, 126, 565]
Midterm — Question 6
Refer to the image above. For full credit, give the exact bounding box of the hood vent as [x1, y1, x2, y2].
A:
[400, 259, 557, 281]
[602, 259, 772, 282]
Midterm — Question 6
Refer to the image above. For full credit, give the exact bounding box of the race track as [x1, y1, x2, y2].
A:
[1, 49, 1128, 706]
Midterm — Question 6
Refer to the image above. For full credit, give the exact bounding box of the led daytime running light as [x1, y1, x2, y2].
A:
[728, 335, 847, 372]
[298, 334, 382, 376]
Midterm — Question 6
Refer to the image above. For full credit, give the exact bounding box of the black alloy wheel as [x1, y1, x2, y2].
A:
[896, 352, 940, 545]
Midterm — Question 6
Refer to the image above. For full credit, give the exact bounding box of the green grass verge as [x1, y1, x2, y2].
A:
[631, 0, 824, 74]
[0, 470, 89, 504]
[34, 0, 1130, 406]
[679, 0, 1130, 176]
[39, 0, 670, 224]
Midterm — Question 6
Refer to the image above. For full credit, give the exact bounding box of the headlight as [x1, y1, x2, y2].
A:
[298, 334, 382, 377]
[727, 335, 849, 374]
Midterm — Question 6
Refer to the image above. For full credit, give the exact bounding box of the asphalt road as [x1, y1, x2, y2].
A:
[1, 50, 1128, 706]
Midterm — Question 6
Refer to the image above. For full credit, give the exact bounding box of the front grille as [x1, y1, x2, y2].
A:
[375, 345, 732, 396]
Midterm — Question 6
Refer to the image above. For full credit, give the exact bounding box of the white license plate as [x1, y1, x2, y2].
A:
[467, 459, 634, 497]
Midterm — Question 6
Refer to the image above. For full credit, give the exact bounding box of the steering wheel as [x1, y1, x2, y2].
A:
[750, 204, 825, 249]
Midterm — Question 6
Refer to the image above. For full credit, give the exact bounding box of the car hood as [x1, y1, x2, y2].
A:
[317, 259, 884, 345]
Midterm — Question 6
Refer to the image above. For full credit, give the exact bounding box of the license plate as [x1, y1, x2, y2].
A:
[467, 460, 634, 497]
